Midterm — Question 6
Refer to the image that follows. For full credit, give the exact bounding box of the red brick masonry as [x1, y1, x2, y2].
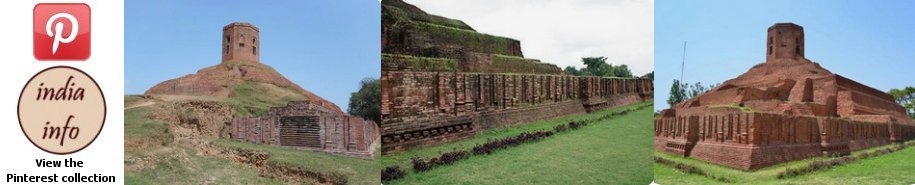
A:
[381, 71, 653, 153]
[655, 113, 915, 170]
[655, 23, 915, 170]
[230, 101, 379, 158]
[380, 0, 655, 154]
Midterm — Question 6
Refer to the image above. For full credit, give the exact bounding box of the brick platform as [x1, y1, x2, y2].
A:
[655, 112, 915, 170]
[655, 23, 915, 170]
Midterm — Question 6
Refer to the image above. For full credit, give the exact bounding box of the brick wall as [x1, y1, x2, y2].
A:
[655, 112, 915, 170]
[230, 101, 379, 158]
[231, 117, 278, 145]
[382, 71, 653, 153]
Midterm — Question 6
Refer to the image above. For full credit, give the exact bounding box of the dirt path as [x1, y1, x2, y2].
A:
[125, 101, 156, 110]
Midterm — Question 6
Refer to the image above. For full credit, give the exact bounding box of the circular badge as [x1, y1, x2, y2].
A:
[18, 66, 106, 154]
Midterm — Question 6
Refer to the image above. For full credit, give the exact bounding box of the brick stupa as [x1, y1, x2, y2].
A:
[144, 22, 379, 157]
[145, 22, 342, 113]
[655, 23, 915, 170]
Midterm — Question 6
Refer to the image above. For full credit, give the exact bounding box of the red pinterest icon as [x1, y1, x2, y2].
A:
[33, 3, 91, 61]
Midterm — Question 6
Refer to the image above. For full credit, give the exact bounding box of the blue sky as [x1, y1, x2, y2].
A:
[125, 0, 380, 109]
[655, 0, 915, 111]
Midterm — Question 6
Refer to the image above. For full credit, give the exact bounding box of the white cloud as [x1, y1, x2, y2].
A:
[404, 0, 654, 75]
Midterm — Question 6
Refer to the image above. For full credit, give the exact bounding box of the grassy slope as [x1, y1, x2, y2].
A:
[125, 94, 380, 185]
[215, 140, 381, 185]
[654, 142, 915, 184]
[226, 81, 308, 117]
[125, 103, 284, 185]
[125, 146, 282, 185]
[383, 102, 654, 185]
[124, 106, 173, 145]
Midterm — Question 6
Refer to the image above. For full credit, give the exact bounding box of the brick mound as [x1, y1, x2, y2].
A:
[145, 60, 342, 113]
[671, 58, 908, 121]
[380, 0, 653, 153]
[381, 0, 561, 74]
[655, 23, 915, 170]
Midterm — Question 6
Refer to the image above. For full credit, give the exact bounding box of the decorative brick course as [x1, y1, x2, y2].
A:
[655, 112, 915, 170]
[381, 71, 653, 153]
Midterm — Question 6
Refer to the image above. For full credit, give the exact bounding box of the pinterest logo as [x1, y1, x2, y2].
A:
[33, 3, 91, 61]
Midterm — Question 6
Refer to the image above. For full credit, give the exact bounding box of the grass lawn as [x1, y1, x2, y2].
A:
[654, 141, 915, 185]
[382, 102, 654, 185]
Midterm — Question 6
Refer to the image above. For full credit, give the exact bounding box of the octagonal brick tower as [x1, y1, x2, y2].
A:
[766, 23, 804, 62]
[222, 22, 260, 63]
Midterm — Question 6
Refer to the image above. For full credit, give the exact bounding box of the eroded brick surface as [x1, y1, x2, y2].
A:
[381, 71, 653, 153]
[231, 101, 379, 158]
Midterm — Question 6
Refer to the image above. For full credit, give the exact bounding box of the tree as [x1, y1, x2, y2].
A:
[889, 86, 915, 119]
[563, 66, 582, 76]
[608, 64, 633, 77]
[688, 82, 706, 98]
[581, 57, 606, 76]
[642, 71, 654, 79]
[668, 80, 717, 107]
[348, 78, 381, 124]
[688, 82, 718, 99]
[563, 57, 632, 77]
[667, 79, 687, 107]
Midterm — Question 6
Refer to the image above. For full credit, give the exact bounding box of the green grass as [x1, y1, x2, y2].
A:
[125, 95, 146, 104]
[215, 139, 381, 185]
[379, 52, 560, 74]
[409, 21, 518, 57]
[226, 81, 307, 117]
[383, 102, 653, 184]
[125, 95, 379, 185]
[381, 4, 472, 31]
[488, 54, 560, 74]
[383, 2, 527, 58]
[787, 143, 915, 184]
[382, 53, 458, 72]
[124, 106, 172, 144]
[125, 147, 284, 185]
[125, 101, 284, 185]
[654, 142, 915, 184]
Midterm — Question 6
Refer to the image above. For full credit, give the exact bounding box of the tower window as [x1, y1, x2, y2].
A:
[768, 46, 772, 55]
[239, 43, 245, 47]
[253, 37, 257, 44]
[253, 46, 257, 55]
[226, 36, 230, 43]
[225, 45, 229, 54]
